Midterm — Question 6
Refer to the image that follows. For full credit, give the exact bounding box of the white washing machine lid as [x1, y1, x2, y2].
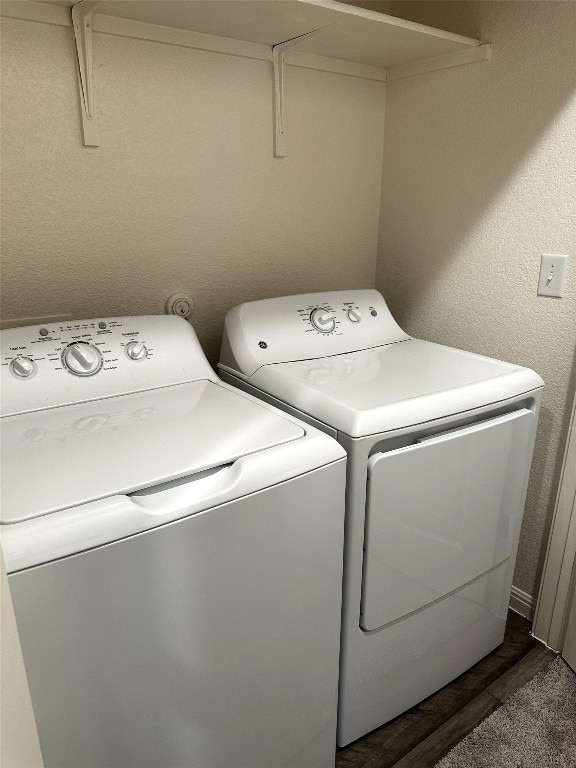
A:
[249, 339, 544, 437]
[1, 380, 306, 524]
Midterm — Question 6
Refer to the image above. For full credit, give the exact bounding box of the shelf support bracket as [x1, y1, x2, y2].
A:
[71, 0, 101, 146]
[272, 28, 328, 158]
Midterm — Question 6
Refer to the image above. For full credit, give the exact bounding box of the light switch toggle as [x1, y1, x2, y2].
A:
[538, 254, 568, 297]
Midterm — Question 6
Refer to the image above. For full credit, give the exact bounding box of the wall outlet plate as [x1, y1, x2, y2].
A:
[165, 294, 194, 318]
[538, 254, 568, 298]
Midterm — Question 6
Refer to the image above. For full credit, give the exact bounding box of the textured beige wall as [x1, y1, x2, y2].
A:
[3, 4, 574, 607]
[0, 16, 386, 363]
[378, 1, 576, 600]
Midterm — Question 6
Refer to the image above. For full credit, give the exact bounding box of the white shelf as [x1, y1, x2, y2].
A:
[2, 0, 490, 151]
[93, 0, 481, 70]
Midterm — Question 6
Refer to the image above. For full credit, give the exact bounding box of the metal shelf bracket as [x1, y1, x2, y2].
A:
[71, 0, 101, 146]
[273, 27, 329, 158]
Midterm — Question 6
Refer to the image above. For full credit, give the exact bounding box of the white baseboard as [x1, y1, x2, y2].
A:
[509, 586, 535, 620]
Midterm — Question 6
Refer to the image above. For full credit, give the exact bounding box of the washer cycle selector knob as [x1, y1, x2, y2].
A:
[346, 308, 362, 323]
[125, 341, 148, 361]
[10, 356, 36, 378]
[310, 308, 336, 334]
[62, 342, 103, 377]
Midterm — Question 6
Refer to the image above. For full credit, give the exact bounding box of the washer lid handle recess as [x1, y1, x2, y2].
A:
[2, 428, 345, 574]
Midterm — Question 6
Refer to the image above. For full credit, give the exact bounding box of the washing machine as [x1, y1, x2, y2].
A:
[218, 289, 544, 746]
[0, 314, 347, 768]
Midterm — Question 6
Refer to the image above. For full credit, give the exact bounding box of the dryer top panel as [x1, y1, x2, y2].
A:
[220, 290, 410, 377]
[248, 340, 544, 436]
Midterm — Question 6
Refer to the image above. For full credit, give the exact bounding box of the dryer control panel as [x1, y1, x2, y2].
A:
[1, 316, 217, 417]
[220, 289, 411, 377]
[296, 297, 378, 336]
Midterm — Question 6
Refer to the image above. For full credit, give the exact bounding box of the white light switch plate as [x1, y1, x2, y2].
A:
[538, 254, 568, 297]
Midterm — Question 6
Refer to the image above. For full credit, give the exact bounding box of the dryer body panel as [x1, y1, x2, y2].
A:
[361, 409, 534, 630]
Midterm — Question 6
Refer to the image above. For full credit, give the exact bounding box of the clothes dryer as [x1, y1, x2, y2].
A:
[1, 315, 346, 768]
[219, 290, 543, 746]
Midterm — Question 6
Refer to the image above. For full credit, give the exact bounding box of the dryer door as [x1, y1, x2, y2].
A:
[361, 409, 534, 631]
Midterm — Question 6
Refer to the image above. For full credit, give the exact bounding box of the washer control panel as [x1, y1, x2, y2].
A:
[1, 315, 216, 416]
[4, 318, 152, 382]
[220, 289, 411, 377]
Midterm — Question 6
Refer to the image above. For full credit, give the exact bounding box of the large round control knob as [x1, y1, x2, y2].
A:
[310, 308, 336, 334]
[62, 342, 103, 377]
[125, 341, 148, 361]
[346, 308, 362, 323]
[10, 356, 36, 378]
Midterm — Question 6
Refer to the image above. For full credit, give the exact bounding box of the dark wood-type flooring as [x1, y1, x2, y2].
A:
[336, 610, 556, 768]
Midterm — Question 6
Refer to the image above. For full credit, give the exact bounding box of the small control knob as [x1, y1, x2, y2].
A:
[346, 308, 362, 323]
[310, 308, 336, 334]
[125, 341, 148, 361]
[10, 356, 36, 378]
[62, 342, 103, 377]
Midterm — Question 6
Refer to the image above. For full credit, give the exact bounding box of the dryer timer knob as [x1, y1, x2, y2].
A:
[310, 308, 336, 334]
